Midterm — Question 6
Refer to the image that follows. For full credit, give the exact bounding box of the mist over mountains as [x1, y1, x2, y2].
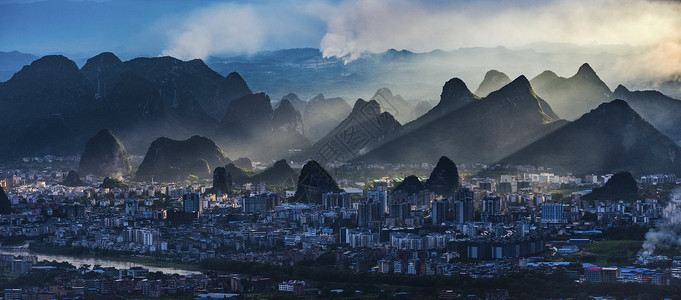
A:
[2, 48, 681, 178]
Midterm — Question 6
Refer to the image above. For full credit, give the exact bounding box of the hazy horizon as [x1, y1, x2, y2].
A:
[1, 0, 679, 78]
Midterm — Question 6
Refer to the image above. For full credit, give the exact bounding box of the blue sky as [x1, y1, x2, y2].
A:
[0, 0, 326, 58]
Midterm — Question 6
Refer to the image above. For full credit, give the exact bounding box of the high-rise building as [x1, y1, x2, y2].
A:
[541, 203, 565, 223]
[452, 187, 474, 223]
[431, 199, 449, 225]
[453, 198, 474, 224]
[183, 193, 201, 216]
[322, 192, 352, 209]
[497, 182, 512, 194]
[357, 199, 382, 227]
[479, 182, 492, 191]
[242, 192, 281, 214]
[482, 195, 501, 215]
[367, 188, 388, 214]
[388, 200, 410, 221]
[452, 187, 473, 202]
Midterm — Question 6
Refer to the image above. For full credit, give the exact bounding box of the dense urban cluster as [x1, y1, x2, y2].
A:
[1, 157, 681, 299]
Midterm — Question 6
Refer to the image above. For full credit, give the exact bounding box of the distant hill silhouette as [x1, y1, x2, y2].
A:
[217, 92, 311, 160]
[0, 53, 257, 160]
[294, 160, 342, 203]
[82, 53, 252, 120]
[273, 99, 305, 136]
[277, 93, 307, 113]
[136, 136, 230, 182]
[425, 156, 460, 196]
[79, 129, 131, 178]
[0, 51, 38, 82]
[584, 171, 638, 201]
[0, 186, 11, 214]
[404, 78, 480, 131]
[62, 170, 85, 187]
[250, 160, 298, 186]
[0, 55, 93, 157]
[393, 175, 425, 196]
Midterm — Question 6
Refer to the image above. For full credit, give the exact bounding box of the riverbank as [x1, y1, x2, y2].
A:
[1, 247, 201, 275]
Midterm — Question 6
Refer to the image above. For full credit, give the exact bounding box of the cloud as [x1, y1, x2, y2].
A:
[161, 0, 681, 82]
[161, 1, 325, 60]
[161, 3, 266, 60]
[316, 0, 681, 66]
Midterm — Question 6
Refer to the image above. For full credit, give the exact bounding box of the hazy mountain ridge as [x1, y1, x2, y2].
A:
[303, 94, 353, 141]
[216, 92, 311, 160]
[369, 88, 414, 124]
[401, 77, 480, 132]
[0, 50, 38, 82]
[294, 98, 403, 163]
[356, 75, 560, 164]
[475, 70, 511, 97]
[501, 100, 681, 175]
[4, 50, 681, 178]
[530, 63, 612, 121]
[612, 85, 681, 144]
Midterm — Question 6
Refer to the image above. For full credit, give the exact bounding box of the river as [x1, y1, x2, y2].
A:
[0, 249, 199, 275]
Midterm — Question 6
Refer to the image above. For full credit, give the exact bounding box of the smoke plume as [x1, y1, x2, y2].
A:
[641, 188, 681, 255]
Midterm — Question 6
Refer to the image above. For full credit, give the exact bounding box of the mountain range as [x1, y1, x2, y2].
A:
[530, 63, 612, 121]
[356, 75, 560, 164]
[611, 85, 681, 144]
[293, 98, 402, 163]
[501, 100, 681, 175]
[3, 50, 681, 176]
